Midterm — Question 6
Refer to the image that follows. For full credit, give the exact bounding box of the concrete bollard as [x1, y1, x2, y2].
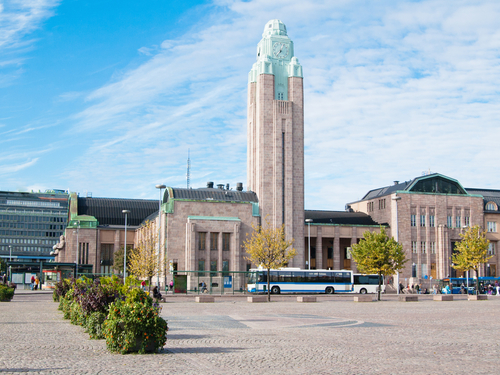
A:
[433, 295, 453, 301]
[195, 296, 214, 303]
[247, 296, 268, 303]
[399, 295, 418, 302]
[354, 295, 374, 302]
[297, 296, 316, 303]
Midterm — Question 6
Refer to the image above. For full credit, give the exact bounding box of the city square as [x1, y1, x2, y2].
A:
[1, 290, 499, 374]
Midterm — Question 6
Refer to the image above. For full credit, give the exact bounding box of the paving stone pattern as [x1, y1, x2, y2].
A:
[1, 291, 500, 374]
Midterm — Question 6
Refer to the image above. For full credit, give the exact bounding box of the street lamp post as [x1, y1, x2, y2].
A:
[156, 184, 166, 288]
[74, 220, 80, 279]
[122, 210, 131, 283]
[305, 219, 313, 270]
[8, 245, 12, 283]
[392, 196, 401, 294]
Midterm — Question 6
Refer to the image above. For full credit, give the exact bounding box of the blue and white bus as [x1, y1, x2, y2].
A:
[247, 268, 353, 294]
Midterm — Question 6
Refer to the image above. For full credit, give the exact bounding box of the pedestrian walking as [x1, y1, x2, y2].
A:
[30, 275, 35, 290]
[141, 280, 146, 291]
[495, 281, 499, 296]
[35, 275, 39, 291]
[169, 280, 173, 291]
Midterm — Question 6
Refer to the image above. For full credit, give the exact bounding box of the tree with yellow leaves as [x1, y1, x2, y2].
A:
[243, 217, 296, 301]
[350, 227, 407, 301]
[128, 220, 158, 292]
[452, 225, 491, 295]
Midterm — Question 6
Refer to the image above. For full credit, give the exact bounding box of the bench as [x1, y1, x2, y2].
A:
[468, 295, 488, 301]
[247, 296, 267, 303]
[195, 296, 214, 303]
[399, 295, 418, 302]
[297, 296, 316, 303]
[354, 296, 374, 302]
[434, 295, 453, 301]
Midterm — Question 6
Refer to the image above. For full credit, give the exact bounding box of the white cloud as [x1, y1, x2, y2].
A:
[3, 0, 500, 211]
[0, 0, 59, 49]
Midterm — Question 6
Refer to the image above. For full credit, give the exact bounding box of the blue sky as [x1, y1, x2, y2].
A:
[1, 0, 500, 210]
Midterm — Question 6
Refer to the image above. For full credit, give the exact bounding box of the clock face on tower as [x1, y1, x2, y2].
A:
[273, 42, 289, 59]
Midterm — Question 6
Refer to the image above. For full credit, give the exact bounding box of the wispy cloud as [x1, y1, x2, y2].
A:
[3, 0, 500, 210]
[0, 0, 59, 50]
[0, 157, 38, 175]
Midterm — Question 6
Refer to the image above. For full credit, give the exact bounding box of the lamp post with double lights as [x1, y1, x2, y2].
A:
[8, 245, 12, 282]
[122, 210, 130, 283]
[392, 195, 402, 294]
[305, 219, 313, 270]
[156, 184, 166, 288]
[73, 220, 80, 278]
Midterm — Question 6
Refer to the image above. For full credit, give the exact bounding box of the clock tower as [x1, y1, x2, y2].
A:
[247, 19, 305, 267]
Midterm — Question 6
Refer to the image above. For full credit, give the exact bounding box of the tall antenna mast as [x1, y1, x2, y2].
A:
[186, 149, 191, 189]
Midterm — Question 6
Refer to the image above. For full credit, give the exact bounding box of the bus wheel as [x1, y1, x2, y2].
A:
[360, 288, 367, 294]
[325, 287, 335, 294]
[271, 286, 280, 294]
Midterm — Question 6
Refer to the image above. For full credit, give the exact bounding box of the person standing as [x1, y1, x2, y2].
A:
[35, 275, 39, 291]
[169, 280, 173, 292]
[495, 281, 500, 296]
[30, 275, 35, 290]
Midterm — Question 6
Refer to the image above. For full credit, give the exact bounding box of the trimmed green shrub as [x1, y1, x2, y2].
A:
[86, 311, 107, 339]
[103, 288, 168, 354]
[0, 284, 15, 302]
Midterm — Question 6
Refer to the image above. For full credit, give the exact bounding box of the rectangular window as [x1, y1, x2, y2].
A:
[198, 260, 205, 276]
[430, 242, 436, 254]
[210, 260, 217, 273]
[464, 216, 470, 227]
[420, 215, 425, 227]
[421, 242, 426, 254]
[411, 215, 416, 227]
[429, 215, 435, 227]
[222, 260, 229, 275]
[488, 243, 496, 255]
[198, 232, 206, 251]
[447, 216, 452, 227]
[456, 216, 461, 228]
[210, 233, 218, 251]
[421, 263, 428, 277]
[378, 199, 386, 210]
[222, 233, 230, 251]
[412, 241, 417, 254]
[487, 222, 497, 232]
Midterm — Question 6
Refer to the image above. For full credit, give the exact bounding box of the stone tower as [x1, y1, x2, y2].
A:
[247, 19, 305, 267]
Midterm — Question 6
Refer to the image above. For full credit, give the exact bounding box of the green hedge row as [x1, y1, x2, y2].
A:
[55, 276, 168, 354]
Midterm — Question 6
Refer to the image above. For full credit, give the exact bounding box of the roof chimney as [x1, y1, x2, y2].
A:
[217, 184, 224, 190]
[236, 182, 243, 191]
[207, 182, 214, 189]
[226, 183, 230, 190]
[394, 181, 399, 185]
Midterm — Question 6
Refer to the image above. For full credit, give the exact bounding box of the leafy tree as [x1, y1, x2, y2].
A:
[351, 227, 407, 301]
[452, 225, 491, 295]
[243, 217, 296, 301]
[112, 246, 135, 275]
[128, 220, 159, 292]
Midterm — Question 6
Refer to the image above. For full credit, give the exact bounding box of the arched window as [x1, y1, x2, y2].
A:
[486, 202, 497, 211]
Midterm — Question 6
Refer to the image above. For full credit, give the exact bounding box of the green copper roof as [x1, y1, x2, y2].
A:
[187, 216, 241, 222]
[249, 19, 303, 100]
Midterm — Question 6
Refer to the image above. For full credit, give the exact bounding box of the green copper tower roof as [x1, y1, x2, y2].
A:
[249, 19, 303, 100]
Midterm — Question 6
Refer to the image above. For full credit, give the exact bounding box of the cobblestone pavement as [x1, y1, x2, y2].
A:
[1, 291, 500, 374]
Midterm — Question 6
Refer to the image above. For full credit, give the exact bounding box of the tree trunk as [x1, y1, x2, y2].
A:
[476, 267, 480, 295]
[267, 268, 271, 302]
[377, 272, 382, 301]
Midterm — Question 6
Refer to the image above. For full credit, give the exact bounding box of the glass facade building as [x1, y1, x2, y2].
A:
[0, 190, 69, 261]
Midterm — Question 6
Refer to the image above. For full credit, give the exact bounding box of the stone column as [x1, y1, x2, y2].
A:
[333, 231, 340, 270]
[316, 226, 323, 269]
